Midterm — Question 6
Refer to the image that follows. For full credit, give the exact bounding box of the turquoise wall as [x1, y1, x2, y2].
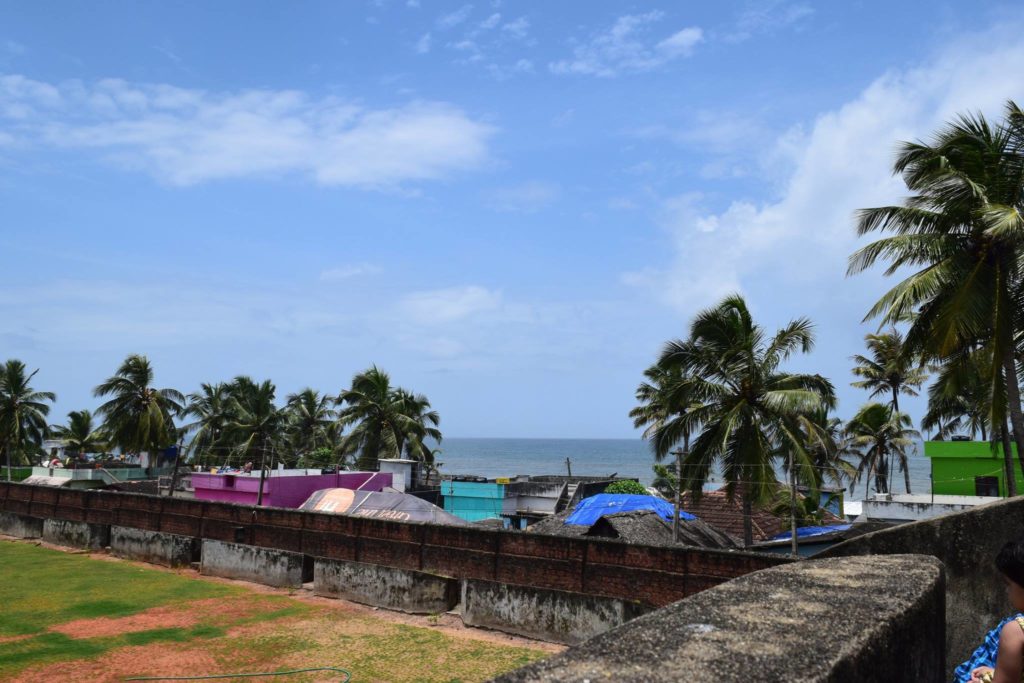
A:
[442, 480, 507, 522]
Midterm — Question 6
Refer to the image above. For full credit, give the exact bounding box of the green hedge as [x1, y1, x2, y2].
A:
[1, 467, 32, 482]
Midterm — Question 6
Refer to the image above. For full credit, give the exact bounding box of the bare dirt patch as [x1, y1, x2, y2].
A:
[49, 595, 259, 638]
[12, 640, 225, 683]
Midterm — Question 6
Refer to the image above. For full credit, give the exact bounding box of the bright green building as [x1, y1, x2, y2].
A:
[924, 440, 1022, 497]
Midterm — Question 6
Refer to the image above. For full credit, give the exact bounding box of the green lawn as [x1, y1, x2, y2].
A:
[0, 541, 236, 638]
[0, 540, 551, 682]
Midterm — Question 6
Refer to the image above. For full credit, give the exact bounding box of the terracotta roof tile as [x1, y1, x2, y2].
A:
[680, 489, 843, 543]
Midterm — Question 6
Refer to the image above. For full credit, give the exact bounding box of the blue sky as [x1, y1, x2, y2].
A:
[1, 1, 1023, 438]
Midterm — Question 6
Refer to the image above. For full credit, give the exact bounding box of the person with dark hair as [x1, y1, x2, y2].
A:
[956, 539, 1024, 682]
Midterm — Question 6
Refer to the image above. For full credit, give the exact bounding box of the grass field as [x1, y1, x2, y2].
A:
[0, 539, 553, 682]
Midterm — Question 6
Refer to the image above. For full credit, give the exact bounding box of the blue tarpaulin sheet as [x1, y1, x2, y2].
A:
[767, 524, 852, 542]
[565, 494, 696, 526]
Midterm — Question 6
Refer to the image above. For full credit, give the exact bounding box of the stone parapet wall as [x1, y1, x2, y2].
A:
[494, 555, 946, 682]
[820, 495, 1024, 678]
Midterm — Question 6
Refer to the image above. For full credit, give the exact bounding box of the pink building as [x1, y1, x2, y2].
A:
[190, 470, 392, 509]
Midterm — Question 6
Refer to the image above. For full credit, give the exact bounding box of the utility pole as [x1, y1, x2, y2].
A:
[565, 457, 572, 477]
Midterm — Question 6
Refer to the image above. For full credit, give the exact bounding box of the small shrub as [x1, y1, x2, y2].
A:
[603, 480, 648, 495]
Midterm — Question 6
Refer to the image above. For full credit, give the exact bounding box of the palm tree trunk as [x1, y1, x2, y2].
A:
[1002, 348, 1024, 489]
[167, 444, 181, 499]
[1002, 422, 1017, 497]
[4, 439, 10, 483]
[742, 494, 753, 548]
[673, 433, 689, 544]
[256, 436, 267, 507]
[903, 460, 912, 495]
[889, 390, 900, 494]
[875, 454, 888, 495]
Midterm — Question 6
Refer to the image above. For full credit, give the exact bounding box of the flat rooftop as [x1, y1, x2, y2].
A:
[867, 493, 1002, 506]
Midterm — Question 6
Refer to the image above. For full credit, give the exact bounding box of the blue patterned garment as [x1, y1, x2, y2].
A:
[955, 614, 1024, 682]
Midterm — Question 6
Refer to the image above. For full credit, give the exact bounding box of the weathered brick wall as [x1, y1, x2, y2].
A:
[0, 482, 787, 607]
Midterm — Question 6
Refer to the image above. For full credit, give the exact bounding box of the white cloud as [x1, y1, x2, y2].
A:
[637, 110, 766, 153]
[450, 39, 483, 62]
[727, 0, 814, 43]
[634, 109, 771, 179]
[479, 13, 501, 30]
[485, 58, 534, 80]
[400, 285, 503, 324]
[502, 17, 529, 40]
[656, 27, 703, 57]
[153, 42, 183, 64]
[550, 12, 703, 77]
[415, 33, 432, 54]
[513, 59, 533, 73]
[0, 75, 495, 188]
[622, 24, 1024, 312]
[437, 4, 473, 29]
[484, 181, 559, 212]
[319, 264, 382, 281]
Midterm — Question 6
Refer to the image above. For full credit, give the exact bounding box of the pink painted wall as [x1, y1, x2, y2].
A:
[191, 471, 392, 508]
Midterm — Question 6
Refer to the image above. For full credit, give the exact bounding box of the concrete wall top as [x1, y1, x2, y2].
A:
[821, 494, 1024, 677]
[494, 554, 945, 683]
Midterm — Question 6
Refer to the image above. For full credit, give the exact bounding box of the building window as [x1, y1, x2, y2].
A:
[975, 476, 999, 497]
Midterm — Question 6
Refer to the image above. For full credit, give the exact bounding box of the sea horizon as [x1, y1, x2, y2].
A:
[432, 436, 935, 501]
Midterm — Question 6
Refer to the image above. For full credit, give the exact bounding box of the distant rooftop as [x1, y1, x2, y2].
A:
[868, 493, 1002, 506]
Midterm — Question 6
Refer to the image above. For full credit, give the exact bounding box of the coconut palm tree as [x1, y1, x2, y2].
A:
[284, 388, 336, 467]
[50, 409, 107, 457]
[94, 355, 184, 460]
[335, 366, 441, 471]
[651, 462, 679, 500]
[223, 377, 287, 505]
[799, 409, 858, 490]
[0, 360, 55, 478]
[922, 347, 1015, 495]
[182, 382, 235, 468]
[393, 388, 442, 462]
[848, 102, 1024, 484]
[630, 362, 703, 542]
[851, 331, 928, 416]
[658, 295, 836, 547]
[851, 330, 929, 490]
[846, 403, 919, 497]
[224, 377, 287, 465]
[921, 348, 993, 441]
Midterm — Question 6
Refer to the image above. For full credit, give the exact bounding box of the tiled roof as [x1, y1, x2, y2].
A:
[680, 489, 844, 543]
[586, 510, 739, 549]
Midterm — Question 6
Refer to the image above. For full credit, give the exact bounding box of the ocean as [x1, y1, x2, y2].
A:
[434, 437, 936, 502]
